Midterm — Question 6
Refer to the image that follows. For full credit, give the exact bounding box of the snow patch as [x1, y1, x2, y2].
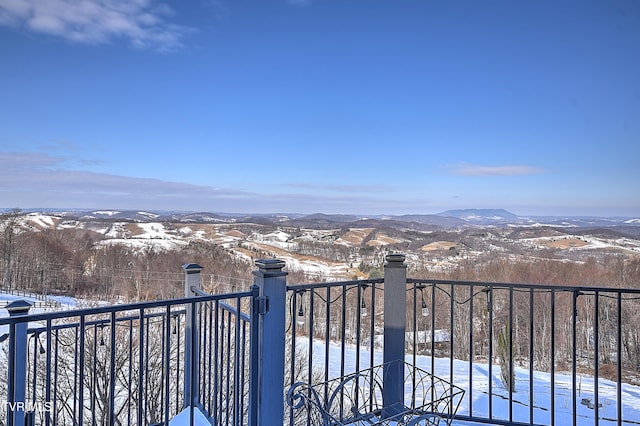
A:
[93, 210, 120, 216]
[137, 211, 160, 219]
[168, 407, 214, 425]
[25, 213, 56, 228]
[134, 223, 173, 239]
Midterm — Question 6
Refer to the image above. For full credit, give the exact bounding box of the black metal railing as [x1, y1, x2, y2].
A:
[405, 279, 640, 426]
[286, 266, 640, 426]
[190, 286, 253, 424]
[287, 278, 385, 424]
[2, 254, 639, 426]
[0, 290, 254, 426]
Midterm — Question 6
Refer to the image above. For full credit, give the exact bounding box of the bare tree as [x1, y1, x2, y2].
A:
[1, 208, 22, 290]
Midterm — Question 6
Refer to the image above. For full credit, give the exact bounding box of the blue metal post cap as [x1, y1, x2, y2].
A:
[181, 263, 204, 273]
[385, 253, 406, 263]
[255, 259, 286, 270]
[6, 300, 33, 315]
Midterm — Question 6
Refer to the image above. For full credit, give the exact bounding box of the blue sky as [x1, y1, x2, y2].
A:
[1, 0, 639, 217]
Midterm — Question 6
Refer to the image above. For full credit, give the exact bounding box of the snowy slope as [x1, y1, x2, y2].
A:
[300, 339, 640, 425]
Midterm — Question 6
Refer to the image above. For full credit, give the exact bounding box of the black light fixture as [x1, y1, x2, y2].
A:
[360, 284, 368, 317]
[418, 284, 428, 317]
[297, 291, 305, 317]
[482, 286, 491, 313]
[421, 294, 428, 317]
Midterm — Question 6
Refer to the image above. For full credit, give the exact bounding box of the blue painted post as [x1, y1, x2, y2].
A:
[248, 283, 260, 426]
[383, 254, 407, 419]
[249, 259, 287, 426]
[182, 263, 203, 409]
[5, 300, 33, 426]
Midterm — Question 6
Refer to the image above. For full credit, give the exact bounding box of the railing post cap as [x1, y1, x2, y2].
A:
[255, 258, 286, 271]
[182, 263, 204, 273]
[6, 299, 33, 315]
[385, 253, 406, 264]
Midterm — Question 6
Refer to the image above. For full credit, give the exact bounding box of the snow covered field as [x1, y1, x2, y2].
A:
[303, 339, 640, 425]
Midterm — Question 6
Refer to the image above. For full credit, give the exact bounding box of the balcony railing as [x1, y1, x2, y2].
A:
[0, 263, 255, 426]
[1, 254, 639, 425]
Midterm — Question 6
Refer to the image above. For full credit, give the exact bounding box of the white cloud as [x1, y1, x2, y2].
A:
[0, 152, 396, 213]
[0, 0, 192, 51]
[447, 163, 545, 176]
[0, 151, 258, 209]
[0, 151, 432, 214]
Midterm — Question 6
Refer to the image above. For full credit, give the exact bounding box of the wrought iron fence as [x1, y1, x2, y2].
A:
[286, 257, 640, 426]
[0, 265, 254, 426]
[404, 278, 640, 426]
[2, 254, 640, 426]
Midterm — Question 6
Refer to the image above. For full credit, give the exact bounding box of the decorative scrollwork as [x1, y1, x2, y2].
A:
[286, 361, 464, 425]
[287, 381, 335, 425]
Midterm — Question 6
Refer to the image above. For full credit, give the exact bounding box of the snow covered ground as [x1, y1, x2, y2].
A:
[302, 339, 640, 425]
[0, 292, 90, 339]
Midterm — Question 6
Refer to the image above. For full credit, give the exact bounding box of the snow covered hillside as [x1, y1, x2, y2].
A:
[7, 211, 640, 282]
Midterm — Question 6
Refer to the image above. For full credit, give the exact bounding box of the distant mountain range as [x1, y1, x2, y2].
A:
[437, 208, 519, 222]
[3, 208, 639, 232]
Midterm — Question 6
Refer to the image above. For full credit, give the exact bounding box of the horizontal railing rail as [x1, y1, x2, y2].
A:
[191, 285, 251, 323]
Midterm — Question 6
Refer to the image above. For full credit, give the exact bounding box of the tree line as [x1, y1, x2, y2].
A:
[1, 210, 254, 300]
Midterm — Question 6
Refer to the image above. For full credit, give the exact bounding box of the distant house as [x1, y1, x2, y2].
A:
[405, 329, 451, 354]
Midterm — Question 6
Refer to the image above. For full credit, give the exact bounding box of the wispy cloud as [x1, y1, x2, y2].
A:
[446, 163, 545, 176]
[0, 152, 397, 213]
[0, 0, 192, 51]
[286, 182, 393, 193]
[0, 151, 253, 208]
[0, 151, 71, 170]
